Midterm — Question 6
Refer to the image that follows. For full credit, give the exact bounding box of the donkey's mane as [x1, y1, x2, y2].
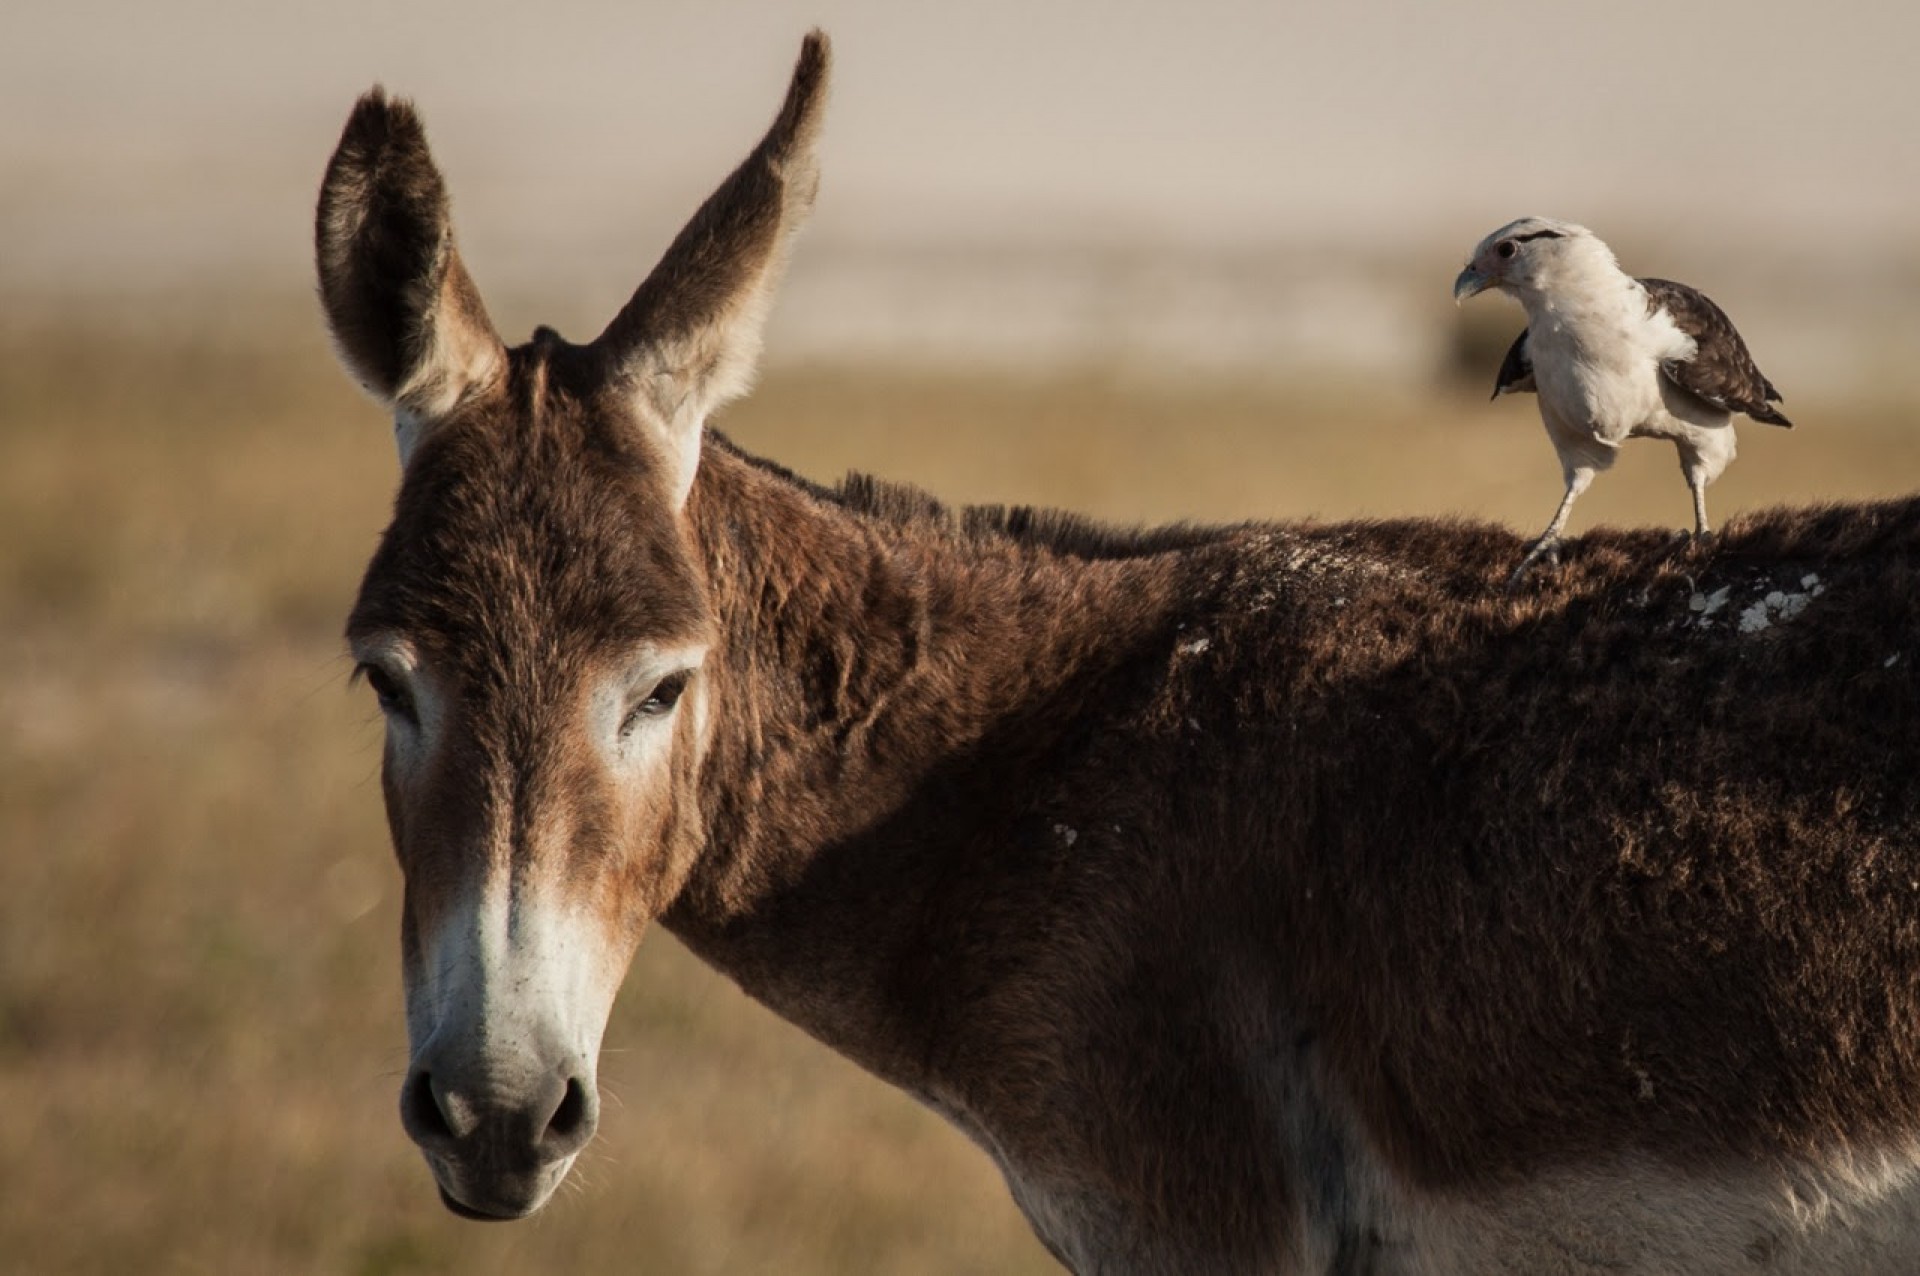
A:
[713, 426, 1920, 578]
[710, 430, 1247, 562]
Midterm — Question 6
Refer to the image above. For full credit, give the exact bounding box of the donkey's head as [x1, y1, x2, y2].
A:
[317, 34, 829, 1219]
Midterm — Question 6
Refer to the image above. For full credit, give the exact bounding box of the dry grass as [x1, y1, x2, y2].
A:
[2, 309, 1916, 1273]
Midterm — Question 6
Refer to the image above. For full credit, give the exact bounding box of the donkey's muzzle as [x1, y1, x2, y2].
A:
[400, 1052, 599, 1218]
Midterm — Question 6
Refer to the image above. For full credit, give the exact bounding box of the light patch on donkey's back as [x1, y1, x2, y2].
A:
[1738, 574, 1825, 636]
[1684, 571, 1825, 637]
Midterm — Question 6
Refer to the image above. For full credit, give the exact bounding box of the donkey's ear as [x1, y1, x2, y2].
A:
[591, 31, 830, 509]
[316, 88, 505, 465]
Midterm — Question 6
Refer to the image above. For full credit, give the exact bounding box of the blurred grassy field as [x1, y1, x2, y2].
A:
[2, 308, 1917, 1275]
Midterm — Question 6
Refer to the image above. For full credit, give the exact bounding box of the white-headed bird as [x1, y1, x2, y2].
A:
[1453, 218, 1790, 586]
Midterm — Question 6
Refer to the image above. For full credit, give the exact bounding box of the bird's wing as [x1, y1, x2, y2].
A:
[1491, 328, 1535, 399]
[1639, 277, 1792, 428]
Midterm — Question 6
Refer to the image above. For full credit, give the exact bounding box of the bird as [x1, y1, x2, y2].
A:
[1452, 217, 1790, 587]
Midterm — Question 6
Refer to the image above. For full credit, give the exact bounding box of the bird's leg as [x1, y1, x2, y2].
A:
[1509, 470, 1592, 590]
[1676, 434, 1731, 548]
[1655, 472, 1716, 569]
[1688, 472, 1713, 543]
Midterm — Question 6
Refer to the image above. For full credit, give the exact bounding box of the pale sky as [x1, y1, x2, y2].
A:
[4, 1, 1915, 379]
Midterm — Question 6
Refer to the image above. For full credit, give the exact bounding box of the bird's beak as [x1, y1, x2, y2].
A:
[1452, 266, 1492, 305]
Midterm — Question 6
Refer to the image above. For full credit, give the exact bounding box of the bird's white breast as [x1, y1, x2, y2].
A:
[1527, 276, 1700, 445]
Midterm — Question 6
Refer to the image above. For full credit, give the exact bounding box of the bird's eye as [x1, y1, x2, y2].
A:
[621, 670, 693, 736]
[357, 663, 417, 724]
[1496, 240, 1517, 260]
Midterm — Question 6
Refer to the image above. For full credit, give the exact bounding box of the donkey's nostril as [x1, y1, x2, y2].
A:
[540, 1076, 598, 1157]
[549, 1078, 588, 1138]
[401, 1068, 457, 1148]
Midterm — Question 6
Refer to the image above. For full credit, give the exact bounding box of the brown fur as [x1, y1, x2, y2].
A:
[320, 31, 1920, 1272]
[315, 88, 502, 416]
[672, 449, 1920, 1258]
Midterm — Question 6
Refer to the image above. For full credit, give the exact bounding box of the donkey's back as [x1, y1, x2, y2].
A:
[766, 481, 1920, 1272]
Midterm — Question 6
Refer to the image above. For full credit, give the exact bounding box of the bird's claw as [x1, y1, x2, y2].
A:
[1663, 528, 1714, 564]
[1507, 536, 1561, 592]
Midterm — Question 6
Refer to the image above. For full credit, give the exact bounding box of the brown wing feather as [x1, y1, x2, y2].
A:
[1491, 328, 1534, 400]
[1640, 277, 1792, 428]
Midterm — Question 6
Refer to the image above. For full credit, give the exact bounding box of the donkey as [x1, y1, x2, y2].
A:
[317, 31, 1920, 1275]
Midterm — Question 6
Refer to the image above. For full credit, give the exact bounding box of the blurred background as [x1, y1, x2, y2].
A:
[3, 2, 1917, 1272]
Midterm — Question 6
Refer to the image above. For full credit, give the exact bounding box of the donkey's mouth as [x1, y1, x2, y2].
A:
[432, 1181, 529, 1220]
[439, 1185, 521, 1222]
[427, 1156, 571, 1222]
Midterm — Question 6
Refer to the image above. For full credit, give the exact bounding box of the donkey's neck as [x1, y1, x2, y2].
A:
[661, 439, 1219, 1088]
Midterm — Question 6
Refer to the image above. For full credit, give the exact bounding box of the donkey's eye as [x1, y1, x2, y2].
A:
[357, 663, 417, 724]
[622, 670, 693, 735]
